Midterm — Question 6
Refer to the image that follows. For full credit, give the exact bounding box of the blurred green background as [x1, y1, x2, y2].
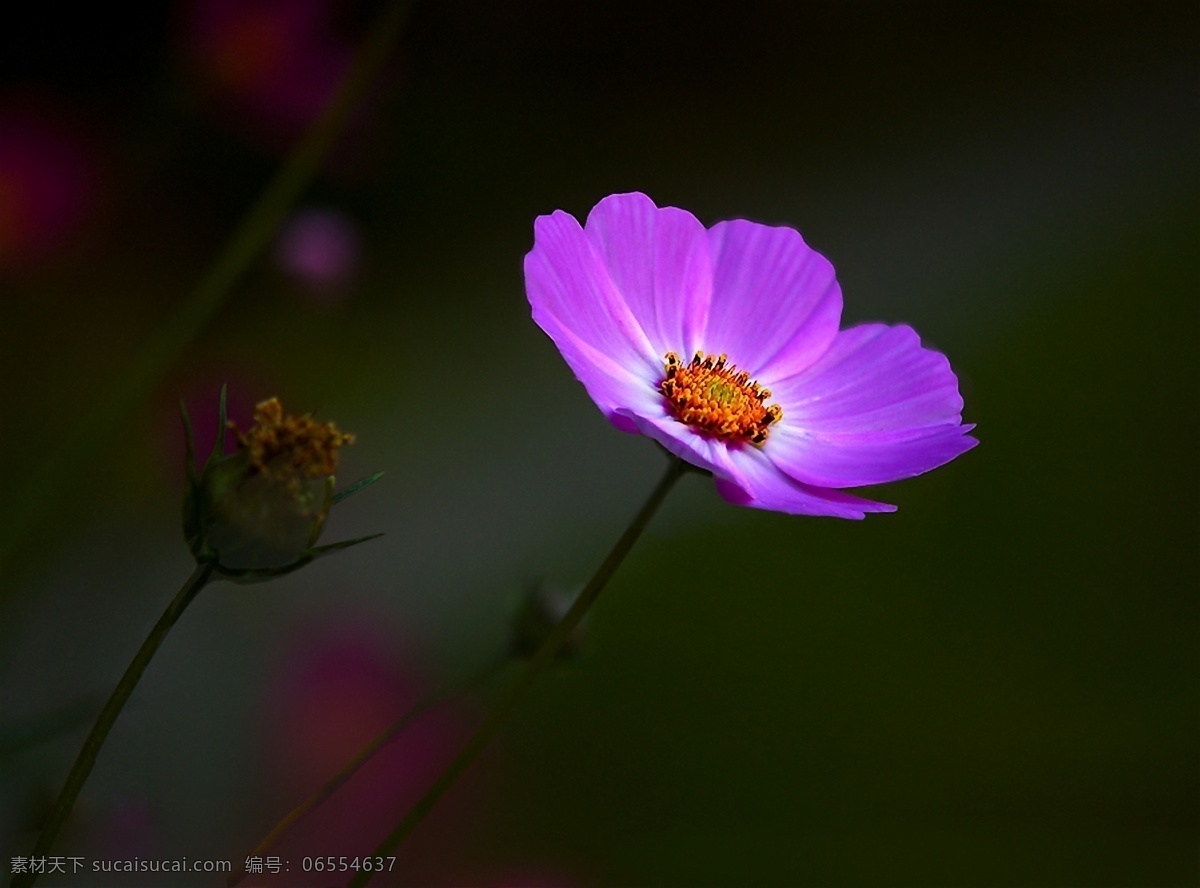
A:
[1, 2, 1196, 886]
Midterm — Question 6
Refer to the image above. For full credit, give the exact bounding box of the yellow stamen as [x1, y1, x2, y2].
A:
[660, 351, 782, 446]
[231, 398, 355, 486]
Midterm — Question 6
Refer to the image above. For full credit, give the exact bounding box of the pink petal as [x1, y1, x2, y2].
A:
[526, 209, 665, 424]
[526, 209, 659, 376]
[584, 192, 712, 359]
[714, 446, 896, 519]
[619, 408, 751, 486]
[766, 324, 978, 487]
[533, 309, 663, 431]
[703, 220, 842, 379]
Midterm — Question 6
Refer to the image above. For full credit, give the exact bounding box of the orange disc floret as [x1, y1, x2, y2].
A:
[660, 351, 782, 446]
[232, 397, 355, 484]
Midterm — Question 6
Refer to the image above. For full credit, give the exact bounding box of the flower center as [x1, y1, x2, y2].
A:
[660, 351, 782, 446]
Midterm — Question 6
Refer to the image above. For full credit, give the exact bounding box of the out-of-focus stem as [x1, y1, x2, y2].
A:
[227, 657, 506, 887]
[349, 457, 687, 887]
[11, 562, 216, 888]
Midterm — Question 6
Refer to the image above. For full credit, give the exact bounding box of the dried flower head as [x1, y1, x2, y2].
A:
[232, 397, 355, 486]
[182, 389, 381, 581]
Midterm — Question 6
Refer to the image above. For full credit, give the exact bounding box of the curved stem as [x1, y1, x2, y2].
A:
[11, 562, 216, 888]
[227, 656, 507, 887]
[349, 457, 687, 888]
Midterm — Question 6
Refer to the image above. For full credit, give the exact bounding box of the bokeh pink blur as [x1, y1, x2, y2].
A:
[273, 207, 362, 301]
[0, 98, 100, 273]
[254, 625, 479, 886]
[180, 0, 354, 146]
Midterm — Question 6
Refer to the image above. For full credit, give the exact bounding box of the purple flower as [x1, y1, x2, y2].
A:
[524, 192, 977, 518]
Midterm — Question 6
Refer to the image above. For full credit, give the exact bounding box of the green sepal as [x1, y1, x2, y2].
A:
[212, 558, 314, 585]
[308, 532, 385, 556]
[181, 479, 206, 561]
[203, 383, 228, 474]
[180, 399, 208, 560]
[332, 471, 384, 505]
[180, 400, 198, 485]
[211, 532, 384, 585]
[180, 389, 241, 565]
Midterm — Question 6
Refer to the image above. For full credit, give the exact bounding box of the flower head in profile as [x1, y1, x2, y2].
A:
[181, 389, 382, 580]
[524, 192, 977, 518]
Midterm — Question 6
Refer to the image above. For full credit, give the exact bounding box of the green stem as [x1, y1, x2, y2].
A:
[349, 457, 687, 888]
[0, 0, 414, 584]
[227, 657, 506, 888]
[11, 562, 216, 888]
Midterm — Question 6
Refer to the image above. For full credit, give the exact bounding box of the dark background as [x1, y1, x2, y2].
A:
[2, 2, 1196, 886]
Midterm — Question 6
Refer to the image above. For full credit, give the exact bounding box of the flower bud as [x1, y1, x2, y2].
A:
[510, 582, 588, 661]
[182, 390, 381, 581]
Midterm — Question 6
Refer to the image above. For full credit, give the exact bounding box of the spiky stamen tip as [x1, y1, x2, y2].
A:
[660, 351, 782, 446]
